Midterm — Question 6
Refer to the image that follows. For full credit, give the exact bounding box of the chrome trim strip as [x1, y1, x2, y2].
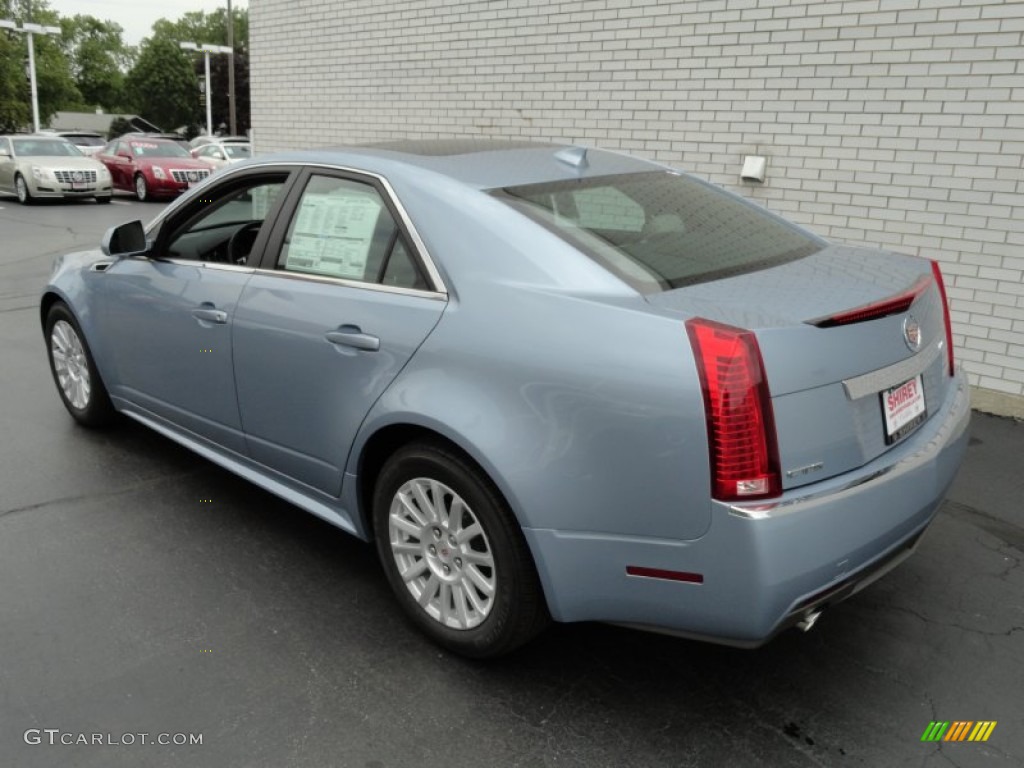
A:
[248, 267, 447, 301]
[842, 340, 942, 400]
[143, 160, 449, 296]
[728, 376, 968, 519]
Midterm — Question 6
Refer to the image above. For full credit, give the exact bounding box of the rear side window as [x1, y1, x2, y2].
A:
[493, 171, 824, 292]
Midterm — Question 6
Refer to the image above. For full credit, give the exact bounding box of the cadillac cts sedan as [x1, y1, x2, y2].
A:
[0, 135, 113, 204]
[96, 137, 212, 201]
[40, 140, 969, 658]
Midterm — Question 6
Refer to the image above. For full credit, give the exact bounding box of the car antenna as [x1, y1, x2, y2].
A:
[554, 146, 588, 169]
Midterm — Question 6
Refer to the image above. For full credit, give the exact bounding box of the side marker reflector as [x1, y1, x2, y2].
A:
[626, 566, 704, 584]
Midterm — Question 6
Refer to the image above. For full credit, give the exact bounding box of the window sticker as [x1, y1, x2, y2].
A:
[285, 192, 381, 280]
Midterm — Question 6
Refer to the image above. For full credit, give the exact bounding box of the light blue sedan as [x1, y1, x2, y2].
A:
[41, 140, 970, 657]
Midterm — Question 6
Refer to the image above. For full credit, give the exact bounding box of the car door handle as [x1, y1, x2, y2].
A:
[192, 307, 228, 324]
[325, 326, 380, 352]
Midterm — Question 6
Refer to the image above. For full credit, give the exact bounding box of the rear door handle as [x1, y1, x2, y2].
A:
[192, 307, 228, 324]
[325, 326, 380, 352]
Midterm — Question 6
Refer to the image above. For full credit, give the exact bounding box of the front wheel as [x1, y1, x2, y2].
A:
[134, 173, 148, 202]
[15, 174, 33, 205]
[373, 442, 549, 658]
[45, 302, 115, 427]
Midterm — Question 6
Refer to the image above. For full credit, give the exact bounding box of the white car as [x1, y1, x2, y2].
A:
[191, 140, 252, 170]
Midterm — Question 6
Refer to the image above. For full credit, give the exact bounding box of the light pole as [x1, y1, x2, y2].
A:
[1, 19, 61, 133]
[179, 42, 233, 137]
[226, 0, 236, 136]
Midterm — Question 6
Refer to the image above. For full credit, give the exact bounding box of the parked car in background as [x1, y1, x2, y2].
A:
[118, 132, 192, 152]
[190, 134, 249, 149]
[0, 135, 112, 204]
[51, 131, 107, 156]
[39, 140, 969, 658]
[191, 140, 252, 171]
[96, 137, 213, 201]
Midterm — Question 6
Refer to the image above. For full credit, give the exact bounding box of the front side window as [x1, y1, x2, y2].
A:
[224, 145, 250, 159]
[162, 176, 287, 264]
[494, 171, 825, 292]
[277, 174, 427, 290]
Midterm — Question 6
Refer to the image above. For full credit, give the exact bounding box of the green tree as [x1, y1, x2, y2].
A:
[60, 15, 132, 112]
[124, 35, 197, 131]
[0, 0, 82, 128]
[150, 8, 250, 134]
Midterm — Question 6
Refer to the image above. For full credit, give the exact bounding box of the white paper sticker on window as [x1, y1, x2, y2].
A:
[286, 192, 381, 280]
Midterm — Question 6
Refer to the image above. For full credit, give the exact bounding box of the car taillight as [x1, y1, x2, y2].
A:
[685, 318, 781, 501]
[931, 260, 955, 377]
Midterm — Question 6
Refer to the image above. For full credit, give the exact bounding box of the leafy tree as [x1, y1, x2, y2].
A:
[0, 0, 82, 127]
[124, 35, 197, 132]
[150, 8, 250, 134]
[107, 115, 133, 140]
[59, 15, 132, 112]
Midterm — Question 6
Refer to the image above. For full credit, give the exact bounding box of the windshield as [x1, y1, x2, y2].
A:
[63, 135, 106, 146]
[493, 171, 825, 292]
[130, 142, 191, 158]
[12, 139, 84, 157]
[224, 145, 251, 159]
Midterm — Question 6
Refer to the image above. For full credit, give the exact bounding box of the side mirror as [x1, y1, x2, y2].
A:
[0, 149, 10, 158]
[101, 220, 148, 258]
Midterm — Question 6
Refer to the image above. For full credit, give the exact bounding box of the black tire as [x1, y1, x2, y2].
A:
[373, 441, 549, 658]
[95, 195, 112, 204]
[134, 173, 148, 202]
[15, 173, 34, 206]
[44, 302, 115, 428]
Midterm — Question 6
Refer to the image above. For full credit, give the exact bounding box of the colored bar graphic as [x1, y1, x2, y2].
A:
[921, 721, 996, 743]
[921, 722, 949, 742]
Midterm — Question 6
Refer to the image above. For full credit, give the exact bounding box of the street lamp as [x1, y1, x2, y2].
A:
[180, 41, 233, 138]
[1, 19, 61, 133]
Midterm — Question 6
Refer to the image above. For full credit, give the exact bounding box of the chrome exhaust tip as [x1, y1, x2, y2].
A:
[796, 610, 822, 632]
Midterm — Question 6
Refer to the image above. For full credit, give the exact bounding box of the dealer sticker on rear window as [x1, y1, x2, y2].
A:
[881, 374, 926, 444]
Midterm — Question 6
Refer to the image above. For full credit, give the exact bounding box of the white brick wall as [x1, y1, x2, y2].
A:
[251, 0, 1024, 409]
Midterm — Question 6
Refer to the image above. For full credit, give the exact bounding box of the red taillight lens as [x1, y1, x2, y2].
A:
[686, 318, 781, 501]
[931, 260, 955, 377]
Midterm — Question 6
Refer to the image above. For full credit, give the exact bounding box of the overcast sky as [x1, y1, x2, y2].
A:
[50, 1, 249, 46]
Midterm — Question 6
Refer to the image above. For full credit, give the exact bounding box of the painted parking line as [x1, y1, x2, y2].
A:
[110, 200, 133, 205]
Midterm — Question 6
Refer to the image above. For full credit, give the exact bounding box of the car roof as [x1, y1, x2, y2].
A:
[257, 139, 661, 190]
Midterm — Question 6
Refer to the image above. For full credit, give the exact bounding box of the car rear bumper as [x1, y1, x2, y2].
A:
[523, 369, 970, 646]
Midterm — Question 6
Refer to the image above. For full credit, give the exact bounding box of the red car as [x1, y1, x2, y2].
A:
[96, 138, 213, 201]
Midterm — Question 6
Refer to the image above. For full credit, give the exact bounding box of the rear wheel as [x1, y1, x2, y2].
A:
[373, 442, 548, 658]
[134, 173, 148, 202]
[45, 302, 115, 427]
[15, 174, 33, 205]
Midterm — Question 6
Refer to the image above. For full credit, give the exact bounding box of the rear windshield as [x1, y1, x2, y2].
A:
[493, 171, 824, 292]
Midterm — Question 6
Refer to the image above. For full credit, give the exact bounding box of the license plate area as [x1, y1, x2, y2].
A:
[881, 374, 926, 444]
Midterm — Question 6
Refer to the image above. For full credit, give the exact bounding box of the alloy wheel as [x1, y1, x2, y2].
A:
[387, 478, 497, 630]
[15, 175, 29, 204]
[50, 320, 91, 409]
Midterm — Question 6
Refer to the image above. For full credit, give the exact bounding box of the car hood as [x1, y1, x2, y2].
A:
[17, 156, 105, 171]
[135, 157, 211, 170]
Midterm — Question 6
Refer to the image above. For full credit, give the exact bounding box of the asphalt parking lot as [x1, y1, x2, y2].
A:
[0, 193, 1021, 768]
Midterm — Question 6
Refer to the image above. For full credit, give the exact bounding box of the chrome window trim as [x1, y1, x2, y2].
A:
[157, 259, 444, 301]
[842, 339, 942, 401]
[144, 160, 449, 297]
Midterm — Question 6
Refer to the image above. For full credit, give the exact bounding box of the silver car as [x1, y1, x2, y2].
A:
[40, 140, 969, 657]
[0, 135, 113, 204]
[191, 140, 252, 170]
